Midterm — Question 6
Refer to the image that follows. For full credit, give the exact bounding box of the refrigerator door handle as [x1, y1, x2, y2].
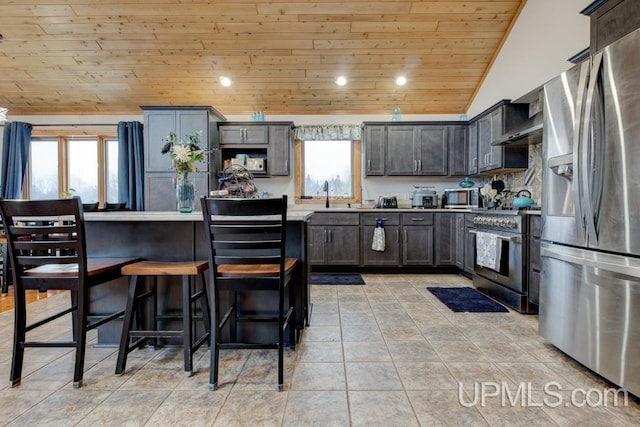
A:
[573, 60, 591, 242]
[581, 52, 604, 246]
[542, 243, 640, 279]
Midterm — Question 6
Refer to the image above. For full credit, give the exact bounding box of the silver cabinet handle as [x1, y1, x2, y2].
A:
[418, 159, 422, 171]
[328, 229, 332, 242]
[403, 228, 407, 243]
[396, 229, 399, 243]
[471, 157, 476, 169]
[367, 159, 371, 171]
[411, 217, 425, 221]
[324, 229, 328, 243]
[414, 160, 417, 172]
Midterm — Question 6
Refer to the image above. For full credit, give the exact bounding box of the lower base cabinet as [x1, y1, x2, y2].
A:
[361, 225, 401, 266]
[309, 213, 360, 266]
[464, 214, 476, 274]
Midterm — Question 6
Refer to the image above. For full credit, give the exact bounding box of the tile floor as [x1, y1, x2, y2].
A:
[0, 274, 638, 426]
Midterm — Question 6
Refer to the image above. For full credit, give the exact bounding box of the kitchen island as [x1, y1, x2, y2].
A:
[83, 210, 313, 345]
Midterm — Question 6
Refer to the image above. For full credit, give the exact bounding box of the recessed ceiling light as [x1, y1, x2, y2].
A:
[335, 76, 347, 86]
[395, 76, 407, 86]
[220, 76, 232, 87]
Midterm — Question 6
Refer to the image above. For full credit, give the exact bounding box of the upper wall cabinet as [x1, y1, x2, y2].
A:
[473, 101, 529, 174]
[363, 125, 386, 176]
[583, 0, 640, 52]
[217, 122, 293, 176]
[467, 121, 479, 175]
[363, 123, 467, 176]
[144, 108, 217, 173]
[219, 124, 268, 144]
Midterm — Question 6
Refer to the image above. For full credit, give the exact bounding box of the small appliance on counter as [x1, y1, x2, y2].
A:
[442, 187, 482, 209]
[377, 196, 398, 208]
[410, 186, 438, 209]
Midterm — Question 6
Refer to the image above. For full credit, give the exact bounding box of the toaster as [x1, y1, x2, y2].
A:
[377, 196, 398, 208]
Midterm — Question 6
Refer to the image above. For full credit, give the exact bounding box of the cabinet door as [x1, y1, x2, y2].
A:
[464, 224, 476, 274]
[417, 126, 447, 175]
[177, 110, 209, 172]
[145, 110, 176, 172]
[219, 125, 268, 144]
[434, 213, 456, 266]
[309, 226, 328, 264]
[327, 226, 360, 265]
[361, 225, 400, 266]
[268, 125, 291, 176]
[364, 125, 385, 176]
[455, 214, 465, 268]
[467, 121, 478, 175]
[448, 126, 468, 176]
[478, 108, 504, 172]
[386, 126, 417, 175]
[145, 172, 209, 212]
[402, 226, 434, 265]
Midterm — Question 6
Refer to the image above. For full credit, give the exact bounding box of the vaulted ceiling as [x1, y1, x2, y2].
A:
[0, 1, 525, 116]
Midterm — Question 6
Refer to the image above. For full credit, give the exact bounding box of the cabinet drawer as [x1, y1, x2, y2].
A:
[360, 213, 400, 226]
[309, 212, 359, 225]
[401, 213, 433, 225]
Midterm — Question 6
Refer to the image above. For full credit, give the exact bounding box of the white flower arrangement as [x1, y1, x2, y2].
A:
[161, 130, 205, 175]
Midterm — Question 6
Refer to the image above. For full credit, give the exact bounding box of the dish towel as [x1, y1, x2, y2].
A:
[372, 218, 385, 252]
[475, 231, 502, 271]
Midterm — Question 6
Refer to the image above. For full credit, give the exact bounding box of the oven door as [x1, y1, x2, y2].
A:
[472, 230, 524, 293]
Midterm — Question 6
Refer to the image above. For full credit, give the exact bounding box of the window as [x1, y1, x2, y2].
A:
[29, 139, 59, 199]
[294, 139, 361, 205]
[27, 135, 119, 207]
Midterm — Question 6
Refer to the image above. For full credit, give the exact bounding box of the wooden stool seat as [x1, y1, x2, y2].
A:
[116, 260, 211, 376]
[218, 258, 297, 277]
[122, 260, 208, 276]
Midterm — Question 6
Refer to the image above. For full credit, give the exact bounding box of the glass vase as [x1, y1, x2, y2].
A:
[176, 173, 195, 213]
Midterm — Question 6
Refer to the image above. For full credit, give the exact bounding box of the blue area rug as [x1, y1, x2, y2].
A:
[310, 274, 365, 285]
[427, 287, 508, 313]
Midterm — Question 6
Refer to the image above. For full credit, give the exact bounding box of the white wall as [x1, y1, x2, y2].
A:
[467, 0, 592, 117]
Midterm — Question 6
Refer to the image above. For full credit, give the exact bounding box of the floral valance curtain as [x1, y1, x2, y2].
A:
[293, 125, 361, 141]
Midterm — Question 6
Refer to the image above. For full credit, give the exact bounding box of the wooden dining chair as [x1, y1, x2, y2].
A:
[0, 197, 139, 388]
[200, 195, 298, 391]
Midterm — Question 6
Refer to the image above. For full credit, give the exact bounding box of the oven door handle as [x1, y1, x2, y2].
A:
[469, 229, 521, 244]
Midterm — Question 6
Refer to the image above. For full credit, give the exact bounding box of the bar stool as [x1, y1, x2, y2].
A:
[115, 260, 211, 376]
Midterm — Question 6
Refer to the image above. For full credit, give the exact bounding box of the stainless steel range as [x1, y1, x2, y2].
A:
[471, 210, 535, 313]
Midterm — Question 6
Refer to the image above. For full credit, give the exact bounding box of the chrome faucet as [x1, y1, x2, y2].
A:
[323, 181, 329, 208]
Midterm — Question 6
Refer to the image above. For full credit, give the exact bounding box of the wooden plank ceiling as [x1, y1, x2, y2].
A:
[0, 0, 525, 116]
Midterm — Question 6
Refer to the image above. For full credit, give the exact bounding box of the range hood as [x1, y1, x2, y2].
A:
[492, 112, 543, 146]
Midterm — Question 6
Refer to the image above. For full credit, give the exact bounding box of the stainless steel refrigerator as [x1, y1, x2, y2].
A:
[541, 27, 640, 397]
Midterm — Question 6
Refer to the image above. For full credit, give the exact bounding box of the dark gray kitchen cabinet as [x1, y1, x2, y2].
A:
[476, 102, 529, 173]
[584, 0, 640, 52]
[467, 121, 478, 175]
[385, 126, 417, 175]
[144, 108, 212, 173]
[448, 126, 468, 176]
[309, 213, 360, 266]
[268, 125, 292, 176]
[361, 213, 401, 266]
[435, 213, 456, 266]
[144, 173, 209, 212]
[417, 126, 448, 175]
[218, 122, 293, 177]
[364, 125, 385, 176]
[528, 215, 541, 306]
[464, 214, 476, 274]
[142, 106, 223, 211]
[401, 213, 434, 266]
[385, 125, 448, 176]
[219, 124, 268, 144]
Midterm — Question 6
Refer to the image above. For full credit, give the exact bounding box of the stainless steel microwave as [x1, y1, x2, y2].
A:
[442, 188, 482, 208]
